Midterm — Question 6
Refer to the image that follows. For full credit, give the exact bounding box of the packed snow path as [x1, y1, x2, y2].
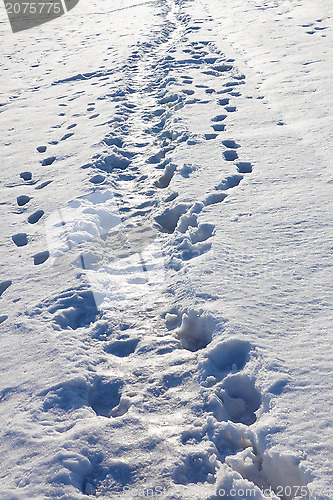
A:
[0, 0, 332, 498]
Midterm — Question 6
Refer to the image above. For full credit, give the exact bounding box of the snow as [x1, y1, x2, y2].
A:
[0, 0, 332, 498]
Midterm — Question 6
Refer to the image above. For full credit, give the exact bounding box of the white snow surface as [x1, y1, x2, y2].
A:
[0, 0, 332, 498]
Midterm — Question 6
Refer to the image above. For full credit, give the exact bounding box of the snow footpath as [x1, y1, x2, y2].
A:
[0, 0, 332, 498]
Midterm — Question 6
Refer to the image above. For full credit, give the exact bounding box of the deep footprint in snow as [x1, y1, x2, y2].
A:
[104, 338, 139, 357]
[204, 339, 251, 374]
[89, 174, 105, 184]
[155, 204, 190, 233]
[176, 310, 215, 352]
[213, 374, 262, 425]
[154, 164, 176, 188]
[88, 376, 130, 418]
[36, 146, 47, 153]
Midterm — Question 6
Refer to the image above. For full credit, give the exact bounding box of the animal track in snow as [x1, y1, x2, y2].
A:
[35, 180, 53, 190]
[36, 145, 47, 153]
[218, 98, 229, 106]
[89, 174, 105, 184]
[203, 339, 251, 376]
[225, 106, 237, 113]
[211, 114, 227, 123]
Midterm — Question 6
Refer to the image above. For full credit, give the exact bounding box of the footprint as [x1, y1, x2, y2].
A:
[204, 192, 228, 206]
[237, 162, 252, 173]
[27, 286, 98, 330]
[33, 251, 49, 265]
[223, 150, 238, 161]
[67, 123, 77, 130]
[36, 146, 47, 153]
[225, 106, 237, 113]
[205, 339, 251, 373]
[61, 132, 74, 141]
[155, 204, 190, 233]
[0, 315, 8, 324]
[182, 89, 195, 96]
[12, 233, 28, 247]
[215, 174, 243, 190]
[154, 164, 176, 189]
[0, 280, 12, 297]
[176, 310, 214, 352]
[212, 115, 227, 123]
[104, 338, 139, 357]
[218, 98, 229, 106]
[89, 174, 105, 184]
[204, 133, 218, 140]
[35, 180, 53, 190]
[190, 223, 215, 244]
[20, 172, 32, 181]
[28, 209, 44, 224]
[41, 156, 56, 166]
[17, 195, 31, 206]
[88, 377, 130, 418]
[212, 124, 225, 132]
[215, 374, 261, 425]
[222, 140, 240, 149]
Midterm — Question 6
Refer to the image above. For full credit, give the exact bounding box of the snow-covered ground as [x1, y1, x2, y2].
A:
[0, 0, 332, 498]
